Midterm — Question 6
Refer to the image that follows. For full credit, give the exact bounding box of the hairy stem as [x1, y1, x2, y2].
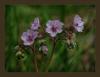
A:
[30, 45, 39, 72]
[45, 37, 56, 72]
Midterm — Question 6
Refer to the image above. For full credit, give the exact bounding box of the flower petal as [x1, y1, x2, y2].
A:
[46, 27, 52, 33]
[74, 15, 82, 23]
[21, 32, 28, 42]
[57, 28, 62, 33]
[32, 31, 38, 39]
[46, 20, 53, 27]
[34, 17, 40, 25]
[50, 32, 57, 37]
[78, 21, 84, 27]
[23, 41, 34, 46]
[75, 26, 84, 32]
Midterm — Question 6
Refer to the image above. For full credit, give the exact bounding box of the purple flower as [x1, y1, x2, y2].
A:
[46, 20, 64, 37]
[31, 17, 40, 30]
[73, 15, 84, 32]
[21, 29, 38, 46]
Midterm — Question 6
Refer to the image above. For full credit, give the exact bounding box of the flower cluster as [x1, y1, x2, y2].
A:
[21, 15, 85, 49]
[21, 17, 40, 46]
[21, 18, 65, 45]
[17, 15, 85, 72]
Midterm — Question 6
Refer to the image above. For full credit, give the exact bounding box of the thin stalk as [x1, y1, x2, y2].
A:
[16, 45, 24, 72]
[30, 45, 39, 72]
[16, 59, 23, 72]
[45, 37, 56, 72]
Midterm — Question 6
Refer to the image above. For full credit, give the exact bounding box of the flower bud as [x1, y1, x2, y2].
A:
[39, 44, 48, 55]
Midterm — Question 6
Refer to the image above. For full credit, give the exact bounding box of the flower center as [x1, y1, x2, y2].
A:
[51, 26, 57, 32]
[27, 35, 33, 42]
[75, 23, 78, 27]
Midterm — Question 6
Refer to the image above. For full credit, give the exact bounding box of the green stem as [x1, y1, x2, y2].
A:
[16, 59, 23, 71]
[30, 45, 39, 72]
[45, 37, 56, 72]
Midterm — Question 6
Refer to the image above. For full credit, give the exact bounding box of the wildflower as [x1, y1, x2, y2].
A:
[21, 29, 38, 46]
[31, 17, 40, 30]
[73, 15, 84, 32]
[46, 20, 64, 37]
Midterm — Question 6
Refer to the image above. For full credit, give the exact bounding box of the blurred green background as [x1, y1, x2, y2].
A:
[5, 5, 96, 72]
